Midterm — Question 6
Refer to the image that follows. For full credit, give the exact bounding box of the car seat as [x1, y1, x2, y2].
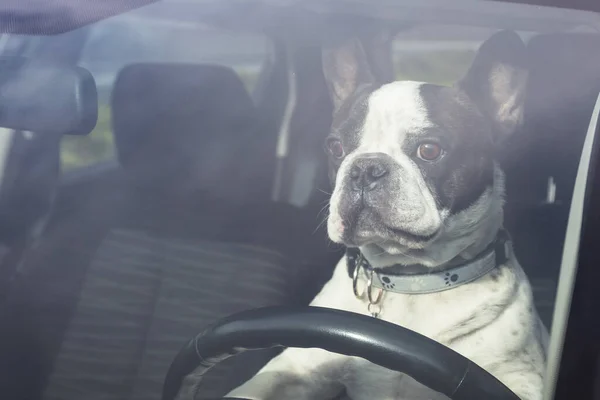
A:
[0, 63, 329, 400]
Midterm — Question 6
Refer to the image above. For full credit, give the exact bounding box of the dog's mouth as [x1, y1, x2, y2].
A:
[386, 226, 439, 243]
[340, 206, 440, 248]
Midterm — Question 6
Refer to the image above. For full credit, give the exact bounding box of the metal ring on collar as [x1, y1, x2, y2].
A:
[367, 269, 383, 305]
[352, 254, 365, 299]
[367, 302, 382, 318]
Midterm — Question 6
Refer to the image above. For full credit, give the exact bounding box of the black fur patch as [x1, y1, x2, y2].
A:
[414, 84, 495, 213]
[327, 84, 378, 184]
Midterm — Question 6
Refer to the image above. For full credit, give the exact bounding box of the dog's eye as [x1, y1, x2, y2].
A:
[417, 143, 443, 161]
[327, 139, 345, 159]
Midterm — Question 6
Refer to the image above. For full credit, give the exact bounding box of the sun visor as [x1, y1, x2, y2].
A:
[0, 0, 159, 35]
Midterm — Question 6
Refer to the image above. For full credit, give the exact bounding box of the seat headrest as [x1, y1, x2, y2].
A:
[112, 63, 258, 199]
[504, 33, 600, 205]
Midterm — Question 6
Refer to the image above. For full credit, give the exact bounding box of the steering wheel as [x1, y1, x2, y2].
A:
[162, 307, 520, 400]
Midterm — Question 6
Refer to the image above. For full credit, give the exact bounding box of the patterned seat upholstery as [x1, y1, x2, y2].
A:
[0, 63, 309, 400]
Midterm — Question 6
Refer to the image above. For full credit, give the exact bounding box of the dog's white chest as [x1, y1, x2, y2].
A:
[307, 256, 546, 400]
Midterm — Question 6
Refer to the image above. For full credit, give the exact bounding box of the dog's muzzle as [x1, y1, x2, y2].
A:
[349, 153, 390, 192]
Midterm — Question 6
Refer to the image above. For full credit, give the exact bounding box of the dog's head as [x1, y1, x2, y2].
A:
[323, 31, 528, 266]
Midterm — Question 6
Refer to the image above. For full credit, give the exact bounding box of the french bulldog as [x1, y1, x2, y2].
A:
[228, 30, 548, 400]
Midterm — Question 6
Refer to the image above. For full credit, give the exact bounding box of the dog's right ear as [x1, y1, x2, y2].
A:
[457, 30, 528, 144]
[322, 37, 377, 112]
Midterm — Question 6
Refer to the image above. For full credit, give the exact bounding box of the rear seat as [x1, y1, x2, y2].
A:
[0, 63, 331, 400]
[503, 33, 600, 328]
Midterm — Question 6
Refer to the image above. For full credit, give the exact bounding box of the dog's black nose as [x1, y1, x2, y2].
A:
[349, 155, 389, 191]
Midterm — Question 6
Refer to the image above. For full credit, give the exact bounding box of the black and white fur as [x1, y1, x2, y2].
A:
[228, 30, 548, 400]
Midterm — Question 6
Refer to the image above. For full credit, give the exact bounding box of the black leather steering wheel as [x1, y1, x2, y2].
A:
[162, 306, 520, 400]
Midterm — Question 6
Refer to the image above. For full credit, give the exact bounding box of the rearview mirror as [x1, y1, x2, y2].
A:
[0, 57, 98, 135]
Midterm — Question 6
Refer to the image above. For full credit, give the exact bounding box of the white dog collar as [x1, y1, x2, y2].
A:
[347, 230, 511, 296]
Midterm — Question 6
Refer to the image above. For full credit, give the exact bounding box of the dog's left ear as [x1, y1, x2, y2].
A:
[457, 30, 528, 143]
[322, 36, 377, 112]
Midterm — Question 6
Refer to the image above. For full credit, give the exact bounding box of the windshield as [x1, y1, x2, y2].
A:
[0, 1, 598, 400]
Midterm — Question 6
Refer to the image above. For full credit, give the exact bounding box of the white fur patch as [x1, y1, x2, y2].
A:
[360, 81, 434, 155]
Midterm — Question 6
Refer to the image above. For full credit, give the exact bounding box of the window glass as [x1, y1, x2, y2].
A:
[392, 25, 533, 85]
[2, 2, 600, 399]
[60, 5, 271, 172]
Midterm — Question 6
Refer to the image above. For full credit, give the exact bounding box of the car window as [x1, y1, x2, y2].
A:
[2, 1, 600, 400]
[393, 24, 480, 85]
[60, 5, 272, 172]
[392, 25, 539, 85]
[0, 35, 41, 58]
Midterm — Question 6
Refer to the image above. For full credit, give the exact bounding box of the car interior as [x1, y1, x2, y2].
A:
[1, 0, 600, 399]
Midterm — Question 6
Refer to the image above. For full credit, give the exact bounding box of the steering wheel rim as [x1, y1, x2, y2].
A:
[162, 306, 520, 400]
